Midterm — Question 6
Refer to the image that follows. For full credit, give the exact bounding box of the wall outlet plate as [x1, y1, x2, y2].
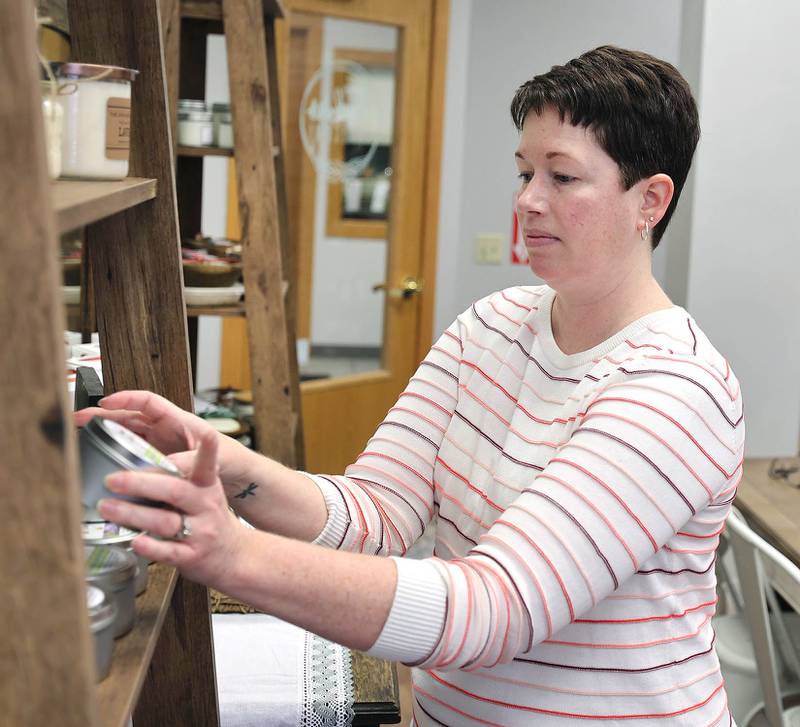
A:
[474, 233, 504, 264]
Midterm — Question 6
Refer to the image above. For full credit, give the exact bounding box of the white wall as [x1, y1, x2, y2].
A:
[685, 0, 800, 456]
[433, 0, 684, 335]
[661, 0, 705, 308]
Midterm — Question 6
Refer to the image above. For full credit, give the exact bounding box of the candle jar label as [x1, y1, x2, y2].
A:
[106, 97, 131, 160]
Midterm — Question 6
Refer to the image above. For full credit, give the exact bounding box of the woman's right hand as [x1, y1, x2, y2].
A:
[74, 389, 214, 455]
[74, 390, 255, 494]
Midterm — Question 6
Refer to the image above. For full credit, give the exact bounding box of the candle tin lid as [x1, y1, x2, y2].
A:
[51, 62, 139, 83]
[86, 584, 116, 632]
[83, 417, 180, 476]
[85, 545, 137, 586]
[83, 520, 138, 545]
[179, 110, 213, 122]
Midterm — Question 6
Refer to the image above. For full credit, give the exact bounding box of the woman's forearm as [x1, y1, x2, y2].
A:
[220, 440, 329, 541]
[219, 527, 397, 650]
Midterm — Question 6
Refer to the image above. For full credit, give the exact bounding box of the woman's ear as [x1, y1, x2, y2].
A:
[640, 173, 674, 227]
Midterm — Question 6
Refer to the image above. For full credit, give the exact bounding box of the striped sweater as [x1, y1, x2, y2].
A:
[309, 285, 744, 726]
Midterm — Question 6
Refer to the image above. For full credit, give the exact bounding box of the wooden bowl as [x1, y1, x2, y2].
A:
[182, 260, 242, 287]
[208, 238, 241, 260]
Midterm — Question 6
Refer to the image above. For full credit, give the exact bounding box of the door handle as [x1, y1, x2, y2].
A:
[372, 276, 423, 300]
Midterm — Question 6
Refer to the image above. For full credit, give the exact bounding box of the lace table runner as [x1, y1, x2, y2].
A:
[213, 613, 355, 727]
[301, 632, 355, 726]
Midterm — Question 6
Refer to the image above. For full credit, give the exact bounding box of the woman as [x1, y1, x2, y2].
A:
[77, 46, 743, 725]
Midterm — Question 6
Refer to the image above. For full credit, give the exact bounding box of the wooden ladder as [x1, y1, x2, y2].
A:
[1, 0, 219, 724]
[163, 0, 305, 468]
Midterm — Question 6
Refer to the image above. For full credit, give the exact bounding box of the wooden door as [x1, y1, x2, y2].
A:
[222, 0, 447, 473]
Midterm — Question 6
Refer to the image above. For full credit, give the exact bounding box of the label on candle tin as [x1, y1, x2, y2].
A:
[83, 521, 138, 543]
[101, 419, 181, 475]
[106, 97, 131, 160]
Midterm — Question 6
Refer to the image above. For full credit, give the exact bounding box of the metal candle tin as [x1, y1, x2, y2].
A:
[79, 416, 181, 521]
[86, 584, 116, 681]
[85, 545, 137, 638]
[82, 521, 149, 595]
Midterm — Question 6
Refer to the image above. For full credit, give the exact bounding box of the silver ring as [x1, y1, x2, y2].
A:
[172, 513, 192, 541]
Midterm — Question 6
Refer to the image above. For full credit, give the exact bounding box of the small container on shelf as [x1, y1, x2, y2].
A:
[211, 103, 233, 148]
[49, 62, 138, 180]
[83, 521, 150, 595]
[86, 584, 117, 681]
[178, 100, 214, 147]
[85, 545, 137, 638]
[217, 112, 234, 149]
[182, 259, 242, 287]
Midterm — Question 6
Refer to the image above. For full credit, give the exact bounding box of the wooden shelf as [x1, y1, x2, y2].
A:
[53, 178, 158, 233]
[95, 564, 178, 727]
[180, 0, 285, 21]
[177, 145, 280, 159]
[177, 145, 232, 157]
[186, 303, 245, 317]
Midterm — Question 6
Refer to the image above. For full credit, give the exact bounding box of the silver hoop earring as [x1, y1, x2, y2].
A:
[640, 222, 649, 241]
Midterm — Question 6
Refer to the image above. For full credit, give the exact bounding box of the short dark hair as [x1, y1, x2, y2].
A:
[510, 45, 699, 248]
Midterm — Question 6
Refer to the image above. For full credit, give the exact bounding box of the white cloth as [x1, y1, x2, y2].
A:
[213, 614, 355, 727]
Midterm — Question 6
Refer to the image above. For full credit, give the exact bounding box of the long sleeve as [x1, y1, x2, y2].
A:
[308, 313, 467, 556]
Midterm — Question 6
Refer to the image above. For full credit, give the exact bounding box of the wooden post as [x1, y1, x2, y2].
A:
[264, 14, 306, 468]
[223, 0, 297, 466]
[0, 1, 97, 725]
[67, 2, 220, 725]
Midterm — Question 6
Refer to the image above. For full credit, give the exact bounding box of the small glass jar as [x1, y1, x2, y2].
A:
[178, 109, 214, 147]
[79, 416, 181, 522]
[87, 584, 116, 681]
[210, 102, 231, 146]
[85, 545, 137, 638]
[50, 62, 138, 180]
[83, 521, 149, 595]
[216, 112, 233, 149]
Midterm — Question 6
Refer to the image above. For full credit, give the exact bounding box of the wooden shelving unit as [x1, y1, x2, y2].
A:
[0, 1, 219, 725]
[166, 0, 304, 467]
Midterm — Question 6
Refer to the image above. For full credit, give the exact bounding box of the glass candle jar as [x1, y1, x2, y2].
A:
[178, 109, 214, 147]
[216, 112, 233, 148]
[41, 92, 63, 179]
[50, 62, 138, 180]
[210, 102, 231, 147]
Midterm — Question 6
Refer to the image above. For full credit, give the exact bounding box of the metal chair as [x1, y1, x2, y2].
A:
[715, 509, 800, 725]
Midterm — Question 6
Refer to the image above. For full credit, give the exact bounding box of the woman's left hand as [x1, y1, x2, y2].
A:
[98, 430, 249, 590]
